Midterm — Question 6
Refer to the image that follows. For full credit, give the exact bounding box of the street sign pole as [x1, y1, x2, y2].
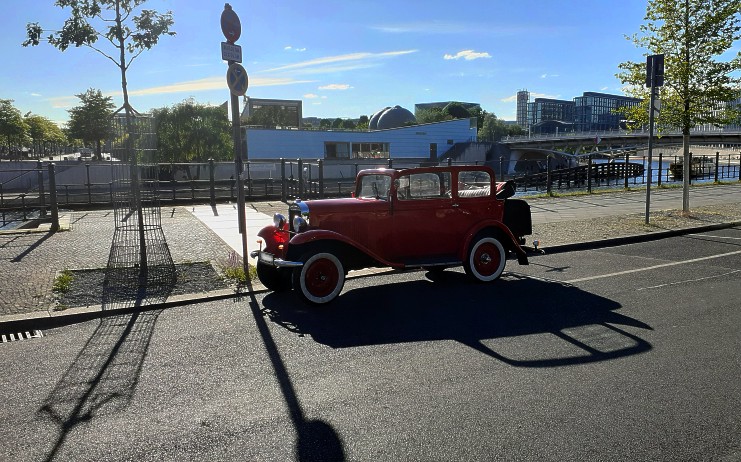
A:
[221, 3, 250, 276]
[645, 54, 664, 224]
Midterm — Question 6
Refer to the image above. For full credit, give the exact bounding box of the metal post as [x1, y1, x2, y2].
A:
[86, 163, 92, 204]
[388, 158, 393, 169]
[280, 158, 287, 202]
[715, 151, 720, 183]
[48, 163, 59, 232]
[209, 158, 216, 206]
[297, 158, 304, 198]
[587, 155, 592, 193]
[546, 156, 553, 196]
[37, 160, 46, 216]
[318, 159, 325, 198]
[624, 151, 630, 189]
[657, 153, 663, 187]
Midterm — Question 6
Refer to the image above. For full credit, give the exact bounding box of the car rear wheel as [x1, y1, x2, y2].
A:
[293, 252, 345, 305]
[464, 236, 506, 282]
[256, 262, 291, 292]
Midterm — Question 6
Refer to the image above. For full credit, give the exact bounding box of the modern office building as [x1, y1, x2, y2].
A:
[574, 92, 641, 131]
[527, 98, 575, 128]
[241, 97, 303, 127]
[516, 90, 529, 128]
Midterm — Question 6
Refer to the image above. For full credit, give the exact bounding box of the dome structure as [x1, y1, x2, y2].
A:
[369, 105, 416, 129]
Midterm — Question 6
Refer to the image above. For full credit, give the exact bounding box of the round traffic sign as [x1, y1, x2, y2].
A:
[226, 63, 248, 96]
[221, 4, 241, 43]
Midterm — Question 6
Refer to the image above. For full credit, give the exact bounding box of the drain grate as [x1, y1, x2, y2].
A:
[1, 330, 44, 343]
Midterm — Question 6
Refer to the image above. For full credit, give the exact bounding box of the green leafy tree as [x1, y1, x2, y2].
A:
[24, 0, 176, 153]
[67, 89, 115, 159]
[331, 118, 344, 129]
[617, 0, 741, 212]
[0, 99, 29, 156]
[415, 107, 450, 124]
[356, 115, 369, 129]
[444, 102, 471, 119]
[478, 113, 524, 141]
[154, 99, 231, 165]
[24, 113, 66, 156]
[319, 119, 332, 129]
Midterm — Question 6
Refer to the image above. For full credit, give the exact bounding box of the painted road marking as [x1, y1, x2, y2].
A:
[565, 249, 741, 284]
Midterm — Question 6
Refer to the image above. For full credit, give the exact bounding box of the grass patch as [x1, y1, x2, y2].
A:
[52, 270, 74, 294]
[219, 250, 257, 285]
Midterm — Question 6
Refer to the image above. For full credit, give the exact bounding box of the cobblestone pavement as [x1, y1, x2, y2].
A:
[0, 207, 234, 318]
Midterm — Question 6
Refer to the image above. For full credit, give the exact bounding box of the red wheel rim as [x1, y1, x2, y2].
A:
[304, 258, 340, 298]
[473, 242, 501, 277]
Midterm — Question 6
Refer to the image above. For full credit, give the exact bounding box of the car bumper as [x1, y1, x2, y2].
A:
[250, 250, 304, 268]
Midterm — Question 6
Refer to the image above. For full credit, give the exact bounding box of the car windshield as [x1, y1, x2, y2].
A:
[358, 174, 392, 200]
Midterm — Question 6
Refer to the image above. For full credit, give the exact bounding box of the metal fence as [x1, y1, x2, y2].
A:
[2, 152, 740, 231]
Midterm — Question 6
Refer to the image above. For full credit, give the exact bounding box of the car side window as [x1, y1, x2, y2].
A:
[457, 170, 492, 198]
[358, 174, 392, 200]
[397, 172, 451, 200]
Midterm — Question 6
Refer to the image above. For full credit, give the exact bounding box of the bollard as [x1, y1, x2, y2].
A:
[546, 156, 553, 195]
[657, 153, 663, 187]
[587, 155, 592, 193]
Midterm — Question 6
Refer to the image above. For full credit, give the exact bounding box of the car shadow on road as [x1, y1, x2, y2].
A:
[261, 272, 653, 368]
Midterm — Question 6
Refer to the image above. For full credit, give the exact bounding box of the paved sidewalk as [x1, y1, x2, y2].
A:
[1, 183, 740, 329]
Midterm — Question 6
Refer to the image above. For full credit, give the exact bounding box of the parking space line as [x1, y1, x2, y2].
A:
[565, 249, 741, 284]
[637, 270, 741, 291]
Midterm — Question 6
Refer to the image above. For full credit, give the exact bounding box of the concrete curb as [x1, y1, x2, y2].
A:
[2, 221, 739, 334]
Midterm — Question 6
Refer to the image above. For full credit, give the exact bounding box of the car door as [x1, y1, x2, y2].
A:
[390, 171, 458, 263]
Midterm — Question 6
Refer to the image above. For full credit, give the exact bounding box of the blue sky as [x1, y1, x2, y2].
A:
[3, 0, 655, 125]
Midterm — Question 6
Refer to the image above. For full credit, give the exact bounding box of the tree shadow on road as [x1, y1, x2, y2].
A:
[261, 272, 653, 368]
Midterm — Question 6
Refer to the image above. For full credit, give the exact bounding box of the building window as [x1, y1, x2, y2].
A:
[325, 142, 350, 159]
[351, 142, 389, 159]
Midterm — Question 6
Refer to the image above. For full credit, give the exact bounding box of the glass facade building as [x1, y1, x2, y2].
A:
[574, 92, 641, 131]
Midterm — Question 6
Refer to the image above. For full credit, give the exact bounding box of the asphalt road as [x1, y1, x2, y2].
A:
[2, 228, 740, 462]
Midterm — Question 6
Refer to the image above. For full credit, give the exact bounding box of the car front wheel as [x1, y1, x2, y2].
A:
[464, 236, 506, 282]
[256, 262, 291, 292]
[293, 252, 345, 305]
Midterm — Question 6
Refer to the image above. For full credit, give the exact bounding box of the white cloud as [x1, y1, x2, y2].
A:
[444, 50, 491, 61]
[262, 50, 418, 74]
[285, 46, 306, 52]
[540, 73, 560, 79]
[601, 86, 609, 91]
[304, 93, 319, 99]
[318, 84, 352, 90]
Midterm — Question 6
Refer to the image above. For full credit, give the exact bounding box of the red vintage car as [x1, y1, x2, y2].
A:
[251, 165, 533, 305]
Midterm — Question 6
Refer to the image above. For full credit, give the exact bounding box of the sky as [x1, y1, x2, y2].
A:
[2, 0, 659, 126]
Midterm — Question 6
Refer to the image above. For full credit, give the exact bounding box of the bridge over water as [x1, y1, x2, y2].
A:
[457, 129, 741, 176]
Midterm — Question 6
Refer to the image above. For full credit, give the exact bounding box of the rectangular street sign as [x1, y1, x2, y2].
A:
[221, 42, 242, 63]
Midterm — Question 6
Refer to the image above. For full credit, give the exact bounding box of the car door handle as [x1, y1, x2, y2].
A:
[452, 203, 460, 208]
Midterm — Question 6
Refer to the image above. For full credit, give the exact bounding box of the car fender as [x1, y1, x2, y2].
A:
[256, 225, 291, 257]
[287, 229, 400, 268]
[461, 220, 529, 265]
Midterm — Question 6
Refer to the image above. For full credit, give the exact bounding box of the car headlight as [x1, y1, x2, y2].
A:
[273, 213, 286, 229]
[289, 200, 310, 232]
[293, 216, 308, 232]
